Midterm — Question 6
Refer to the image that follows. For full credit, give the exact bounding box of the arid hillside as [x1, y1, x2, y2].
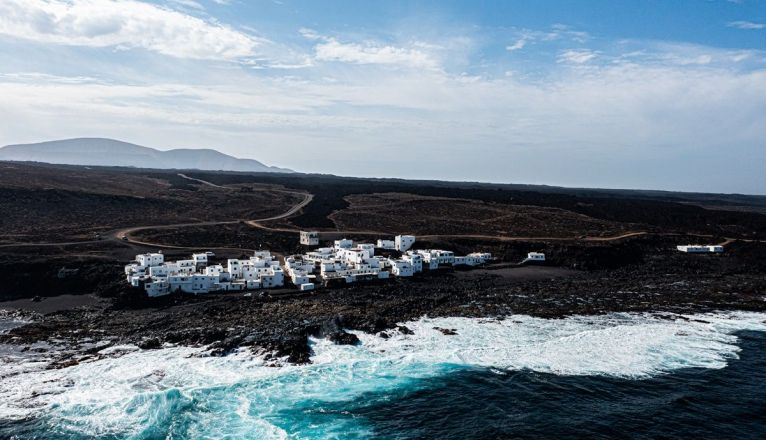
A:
[0, 162, 303, 243]
[329, 193, 638, 237]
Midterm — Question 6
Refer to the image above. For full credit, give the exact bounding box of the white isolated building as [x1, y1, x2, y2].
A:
[395, 235, 416, 252]
[525, 252, 546, 262]
[300, 231, 319, 246]
[677, 245, 724, 253]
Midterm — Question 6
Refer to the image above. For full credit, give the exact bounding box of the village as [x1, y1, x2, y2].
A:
[123, 232, 537, 297]
[123, 229, 730, 298]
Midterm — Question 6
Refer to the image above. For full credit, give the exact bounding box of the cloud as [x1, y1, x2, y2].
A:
[313, 37, 440, 69]
[2, 51, 765, 192]
[169, 0, 205, 11]
[505, 25, 589, 53]
[727, 20, 766, 30]
[0, 0, 259, 60]
[298, 27, 321, 41]
[506, 36, 529, 52]
[558, 49, 598, 64]
[0, 13, 764, 192]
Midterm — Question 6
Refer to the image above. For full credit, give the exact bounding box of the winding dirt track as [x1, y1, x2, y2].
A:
[110, 176, 314, 250]
[1, 174, 759, 250]
[176, 173, 228, 189]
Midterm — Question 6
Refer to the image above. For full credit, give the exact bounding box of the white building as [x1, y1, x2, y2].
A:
[677, 245, 724, 253]
[136, 253, 164, 267]
[402, 253, 423, 272]
[192, 253, 208, 267]
[125, 235, 493, 296]
[395, 235, 416, 252]
[453, 255, 482, 266]
[283, 255, 316, 288]
[300, 231, 319, 246]
[334, 238, 354, 250]
[357, 243, 376, 258]
[413, 249, 455, 268]
[126, 250, 285, 297]
[525, 252, 546, 262]
[389, 259, 414, 277]
[469, 252, 493, 262]
[377, 239, 395, 249]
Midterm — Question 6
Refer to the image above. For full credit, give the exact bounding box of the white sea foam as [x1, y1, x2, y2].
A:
[1, 311, 764, 438]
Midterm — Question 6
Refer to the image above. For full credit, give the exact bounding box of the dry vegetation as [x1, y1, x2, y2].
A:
[329, 192, 638, 237]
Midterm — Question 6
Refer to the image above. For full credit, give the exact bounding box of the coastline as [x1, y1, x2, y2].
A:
[2, 238, 764, 367]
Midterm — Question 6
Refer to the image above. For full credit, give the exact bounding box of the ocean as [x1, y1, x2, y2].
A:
[1, 312, 765, 439]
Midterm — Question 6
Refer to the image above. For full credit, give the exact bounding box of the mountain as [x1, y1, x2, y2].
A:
[0, 138, 293, 173]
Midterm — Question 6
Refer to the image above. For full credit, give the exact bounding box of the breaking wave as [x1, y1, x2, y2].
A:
[1, 311, 765, 438]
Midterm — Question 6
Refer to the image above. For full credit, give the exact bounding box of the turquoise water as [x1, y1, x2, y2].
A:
[2, 312, 765, 439]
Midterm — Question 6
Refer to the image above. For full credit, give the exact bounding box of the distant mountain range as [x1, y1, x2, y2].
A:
[0, 138, 293, 173]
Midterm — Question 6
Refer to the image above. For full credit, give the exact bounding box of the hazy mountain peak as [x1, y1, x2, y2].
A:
[0, 138, 293, 173]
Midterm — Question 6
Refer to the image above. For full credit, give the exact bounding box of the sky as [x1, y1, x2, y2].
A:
[0, 0, 765, 194]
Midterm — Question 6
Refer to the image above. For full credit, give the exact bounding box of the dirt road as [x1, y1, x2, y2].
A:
[2, 173, 758, 252]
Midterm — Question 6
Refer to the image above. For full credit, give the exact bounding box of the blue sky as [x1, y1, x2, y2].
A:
[0, 0, 764, 193]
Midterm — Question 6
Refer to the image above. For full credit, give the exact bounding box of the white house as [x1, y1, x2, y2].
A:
[403, 253, 423, 272]
[334, 239, 354, 250]
[389, 259, 414, 277]
[468, 252, 493, 263]
[136, 253, 164, 267]
[192, 253, 208, 267]
[453, 255, 483, 266]
[176, 259, 196, 274]
[144, 279, 169, 297]
[677, 245, 724, 253]
[377, 239, 395, 249]
[148, 262, 179, 278]
[526, 252, 546, 262]
[300, 231, 319, 246]
[395, 235, 416, 252]
[357, 243, 376, 259]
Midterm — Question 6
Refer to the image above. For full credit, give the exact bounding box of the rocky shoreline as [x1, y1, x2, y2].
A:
[1, 238, 764, 368]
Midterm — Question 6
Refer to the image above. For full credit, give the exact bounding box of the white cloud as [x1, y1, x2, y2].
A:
[506, 36, 529, 52]
[505, 25, 589, 53]
[299, 28, 321, 41]
[547, 24, 590, 43]
[2, 54, 765, 192]
[558, 49, 598, 64]
[169, 0, 205, 11]
[313, 37, 439, 69]
[0, 15, 764, 192]
[0, 0, 259, 60]
[728, 20, 766, 30]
